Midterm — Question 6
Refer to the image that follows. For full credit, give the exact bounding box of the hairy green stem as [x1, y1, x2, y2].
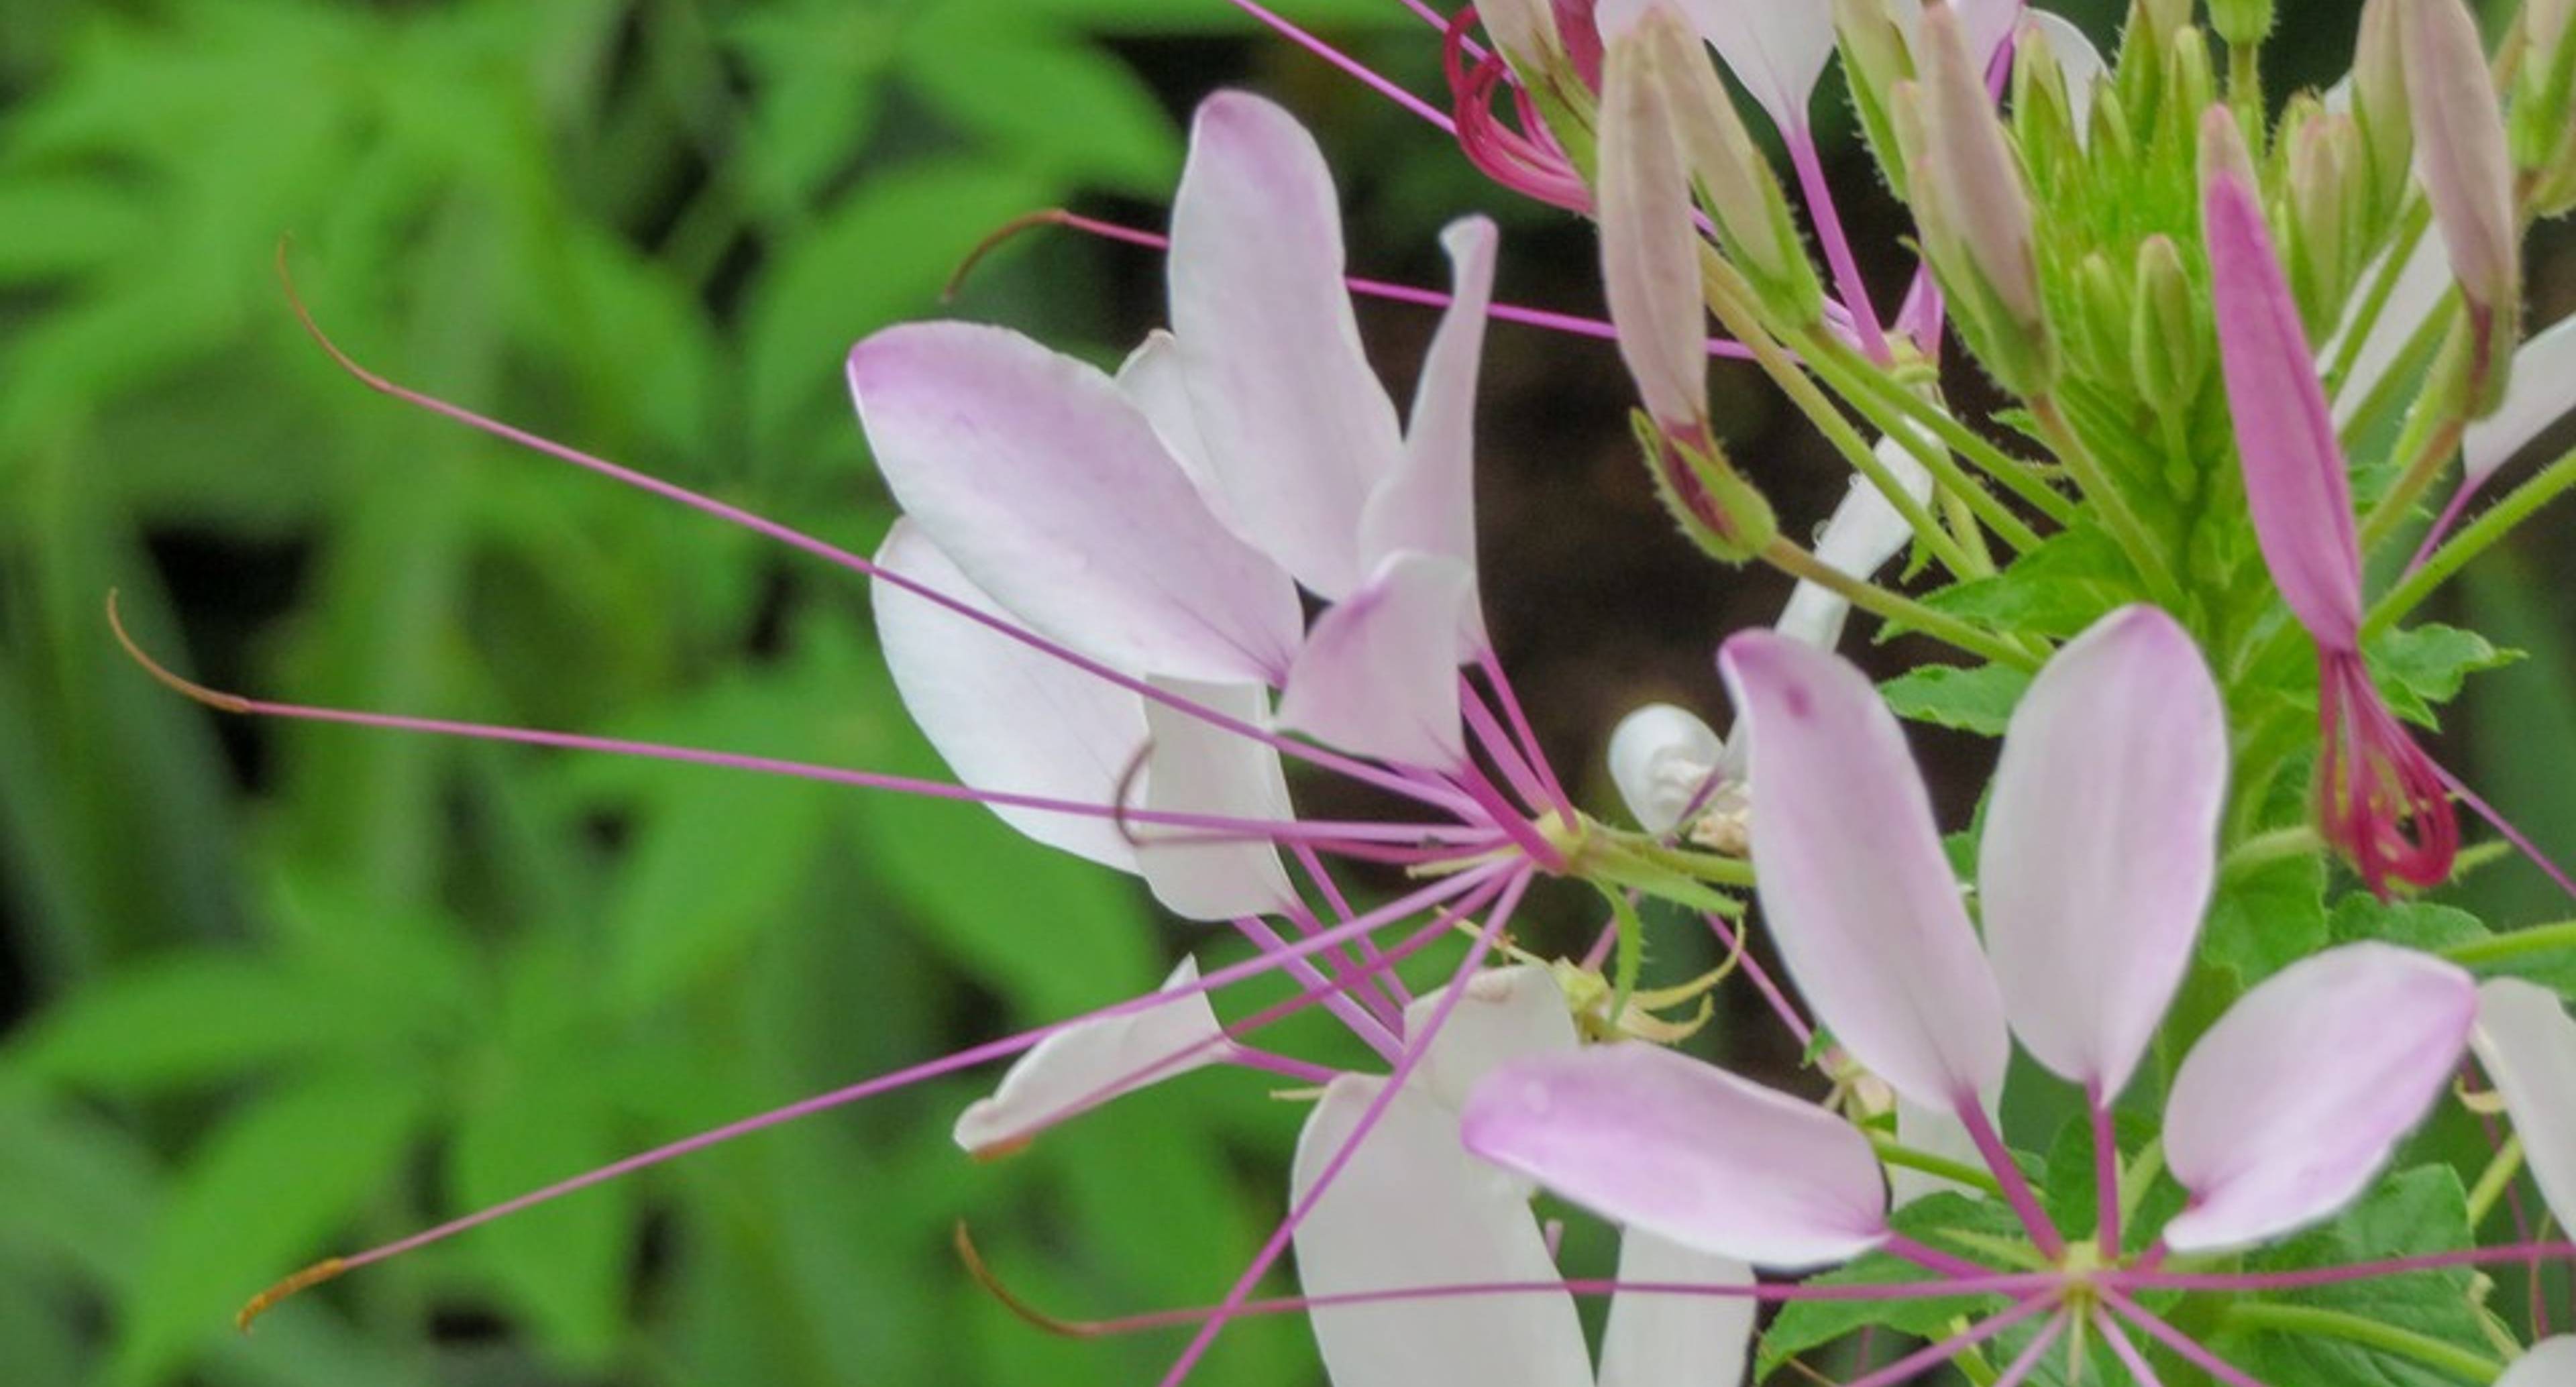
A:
[1867, 1131, 2008, 1197]
[2443, 920, 2576, 970]
[2366, 446, 2576, 640]
[2220, 1304, 2502, 1384]
[1803, 330, 2074, 535]
[2467, 1135, 2526, 1231]
[2031, 396, 2188, 610]
[1762, 537, 2043, 671]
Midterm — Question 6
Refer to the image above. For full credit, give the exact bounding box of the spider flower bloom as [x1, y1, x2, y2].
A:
[2204, 106, 2459, 894]
[1464, 606, 2481, 1382]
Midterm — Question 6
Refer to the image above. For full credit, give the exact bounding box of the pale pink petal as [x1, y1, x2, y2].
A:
[2498, 1337, 2576, 1387]
[2161, 944, 2476, 1253]
[871, 520, 1146, 871]
[1774, 433, 1935, 651]
[2466, 314, 2576, 486]
[2471, 979, 2576, 1235]
[1596, 5, 1711, 433]
[2403, 0, 2519, 313]
[1597, 1231, 1756, 1387]
[2326, 233, 2450, 429]
[2203, 115, 2366, 645]
[1608, 703, 1727, 834]
[1138, 679, 1301, 922]
[952, 959, 1222, 1154]
[1171, 92, 1407, 599]
[1292, 1076, 1593, 1387]
[1980, 606, 2227, 1099]
[1116, 330, 1220, 503]
[1362, 217, 1497, 614]
[1672, 0, 1838, 135]
[1892, 1097, 1988, 1207]
[849, 322, 1303, 682]
[1461, 1043, 1890, 1270]
[1718, 630, 2011, 1111]
[1408, 964, 1582, 1113]
[1279, 553, 1475, 769]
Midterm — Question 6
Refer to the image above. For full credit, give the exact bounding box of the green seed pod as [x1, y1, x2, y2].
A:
[2075, 252, 2134, 382]
[1632, 412, 1777, 565]
[2131, 235, 2206, 419]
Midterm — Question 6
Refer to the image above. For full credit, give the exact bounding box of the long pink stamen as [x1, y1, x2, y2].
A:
[1460, 677, 1555, 815]
[1292, 846, 1416, 1012]
[1701, 911, 1812, 1048]
[1786, 129, 1892, 364]
[1156, 869, 1536, 1386]
[1475, 649, 1577, 820]
[1836, 1294, 2065, 1387]
[1959, 1097, 2068, 1260]
[2104, 1290, 2273, 1387]
[2096, 1306, 2170, 1387]
[1216, 0, 1457, 131]
[2108, 1241, 2576, 1295]
[1880, 1233, 1998, 1282]
[2407, 482, 2481, 575]
[2442, 765, 2576, 907]
[2093, 1092, 2123, 1257]
[2318, 649, 2459, 895]
[1992, 1312, 2070, 1387]
[1232, 914, 1407, 1062]
[1226, 1047, 1345, 1086]
[1442, 12, 1595, 213]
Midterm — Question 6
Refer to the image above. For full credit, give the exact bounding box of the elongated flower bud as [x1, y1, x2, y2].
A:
[2400, 0, 2520, 407]
[2286, 107, 2368, 333]
[2517, 0, 2576, 210]
[1630, 410, 1779, 564]
[1597, 3, 1711, 434]
[1834, 0, 1917, 198]
[1900, 2, 2051, 394]
[2351, 0, 2413, 223]
[2131, 234, 2205, 417]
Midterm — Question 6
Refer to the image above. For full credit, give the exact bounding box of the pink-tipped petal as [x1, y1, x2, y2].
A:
[2471, 979, 2576, 1235]
[1171, 92, 1407, 599]
[952, 959, 1223, 1154]
[2161, 944, 2476, 1253]
[1597, 6, 1712, 433]
[2402, 0, 2519, 314]
[1116, 330, 1221, 504]
[1407, 964, 1582, 1112]
[2465, 314, 2576, 487]
[1364, 216, 1498, 645]
[849, 322, 1303, 682]
[1279, 553, 1475, 770]
[1774, 433, 1935, 652]
[1462, 1044, 1889, 1270]
[1670, 0, 1837, 135]
[1980, 606, 2227, 1099]
[1719, 631, 2011, 1111]
[2499, 1338, 2576, 1387]
[1597, 1231, 1756, 1387]
[1291, 1076, 1593, 1387]
[1608, 703, 1728, 834]
[1138, 679, 1301, 922]
[871, 520, 1148, 871]
[2202, 114, 2367, 647]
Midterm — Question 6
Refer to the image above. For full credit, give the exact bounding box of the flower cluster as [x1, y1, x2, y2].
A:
[169, 0, 2576, 1383]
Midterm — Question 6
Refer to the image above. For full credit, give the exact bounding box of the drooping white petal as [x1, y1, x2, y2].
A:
[1171, 92, 1407, 599]
[849, 321, 1303, 683]
[2471, 979, 2576, 1235]
[2326, 232, 2451, 429]
[1362, 217, 1497, 635]
[1775, 433, 1935, 651]
[1980, 606, 2227, 1099]
[1462, 1043, 1891, 1270]
[1116, 330, 1220, 503]
[2498, 1337, 2576, 1387]
[952, 959, 1222, 1154]
[871, 520, 1147, 871]
[2466, 313, 2576, 487]
[1279, 552, 1476, 770]
[2162, 944, 2476, 1253]
[1407, 964, 1582, 1113]
[1138, 679, 1301, 922]
[1597, 1230, 1756, 1387]
[1608, 703, 1728, 835]
[1672, 0, 1839, 135]
[1292, 1076, 1593, 1387]
[1719, 631, 2011, 1111]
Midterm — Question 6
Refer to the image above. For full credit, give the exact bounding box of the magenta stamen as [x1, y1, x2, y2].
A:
[2092, 1091, 2122, 1257]
[2108, 1241, 2576, 1296]
[1836, 1294, 2066, 1387]
[1277, 895, 1407, 1033]
[1446, 759, 1568, 869]
[1960, 1097, 2068, 1260]
[2440, 765, 2576, 907]
[1460, 677, 1554, 814]
[1292, 847, 1415, 1011]
[2406, 482, 2481, 575]
[1226, 1046, 1346, 1087]
[1579, 899, 1622, 973]
[1700, 911, 1813, 1049]
[1786, 130, 1892, 364]
[1395, 0, 1483, 61]
[1216, 0, 1457, 131]
[1233, 914, 1406, 1062]
[1992, 1313, 2070, 1387]
[1155, 869, 1536, 1386]
[2317, 649, 2459, 895]
[1880, 1232, 1998, 1282]
[1441, 12, 1595, 213]
[2096, 1306, 2170, 1387]
[2104, 1291, 2273, 1387]
[1474, 649, 1578, 820]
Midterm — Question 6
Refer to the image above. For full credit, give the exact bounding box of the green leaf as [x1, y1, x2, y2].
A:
[2204, 851, 2329, 987]
[605, 775, 834, 1012]
[114, 1072, 431, 1386]
[1921, 524, 2133, 641]
[447, 1050, 634, 1369]
[2328, 895, 2491, 954]
[2232, 1166, 2501, 1387]
[899, 12, 1181, 195]
[2367, 624, 2520, 728]
[1756, 1192, 2025, 1376]
[1881, 663, 2033, 736]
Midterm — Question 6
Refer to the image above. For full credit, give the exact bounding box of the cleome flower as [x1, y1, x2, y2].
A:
[1462, 605, 2489, 1384]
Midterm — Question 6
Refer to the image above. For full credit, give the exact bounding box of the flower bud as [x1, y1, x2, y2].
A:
[1631, 412, 1778, 564]
[2072, 252, 2133, 382]
[2010, 23, 2084, 195]
[2398, 0, 2520, 410]
[1834, 0, 1917, 199]
[2132, 234, 2206, 419]
[2350, 0, 2413, 223]
[2115, 0, 2194, 132]
[1483, 0, 1604, 95]
[1597, 3, 1709, 435]
[2515, 0, 2576, 201]
[2208, 0, 2274, 49]
[1900, 3, 2053, 394]
[2286, 107, 2367, 333]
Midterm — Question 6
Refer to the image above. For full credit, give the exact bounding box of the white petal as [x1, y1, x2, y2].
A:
[952, 959, 1222, 1154]
[849, 322, 1303, 683]
[2162, 944, 2476, 1253]
[1891, 1097, 1988, 1207]
[1776, 433, 1934, 651]
[1279, 552, 1475, 769]
[1292, 1076, 1593, 1387]
[1138, 679, 1301, 922]
[1363, 217, 1497, 636]
[1116, 330, 1221, 503]
[1597, 1230, 1756, 1387]
[2328, 232, 2451, 429]
[1171, 93, 1407, 598]
[1406, 964, 1582, 1113]
[871, 520, 1147, 871]
[1608, 704, 1727, 835]
[1674, 0, 1839, 135]
[1981, 606, 2227, 1099]
[2466, 313, 2576, 487]
[2498, 1337, 2576, 1387]
[2471, 979, 2576, 1237]
[1719, 631, 2011, 1111]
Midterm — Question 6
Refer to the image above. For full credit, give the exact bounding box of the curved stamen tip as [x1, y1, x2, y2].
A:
[954, 1222, 1100, 1339]
[273, 240, 397, 397]
[235, 1256, 347, 1333]
[945, 209, 1078, 303]
[106, 590, 252, 715]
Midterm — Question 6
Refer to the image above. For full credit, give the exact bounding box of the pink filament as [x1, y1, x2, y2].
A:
[1442, 11, 1593, 213]
[2316, 649, 2459, 895]
[1215, 0, 1456, 131]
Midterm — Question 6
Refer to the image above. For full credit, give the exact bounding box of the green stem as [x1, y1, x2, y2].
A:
[2031, 395, 2189, 610]
[1610, 836, 1757, 888]
[2220, 824, 2324, 879]
[2359, 412, 2471, 553]
[1762, 537, 2043, 671]
[1803, 329, 2075, 535]
[2467, 1134, 2526, 1230]
[1868, 1131, 2008, 1197]
[2366, 446, 2576, 640]
[2325, 202, 2432, 393]
[2118, 1138, 2165, 1225]
[2220, 1304, 2502, 1384]
[2443, 920, 2576, 970]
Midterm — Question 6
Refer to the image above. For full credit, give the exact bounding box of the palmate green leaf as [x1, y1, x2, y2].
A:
[2230, 1166, 2502, 1387]
[2337, 896, 2576, 995]
[2203, 850, 2329, 988]
[606, 776, 836, 1013]
[1919, 522, 2133, 641]
[1880, 661, 2033, 736]
[7, 955, 385, 1093]
[113, 1070, 432, 1387]
[899, 9, 1182, 197]
[2367, 624, 2522, 728]
[1756, 1191, 2027, 1378]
